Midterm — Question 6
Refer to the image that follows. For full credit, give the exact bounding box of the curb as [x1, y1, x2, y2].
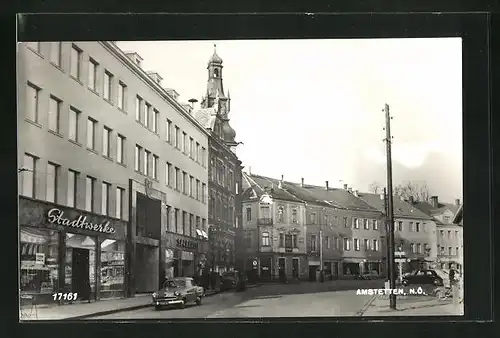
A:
[356, 294, 378, 316]
[64, 290, 225, 320]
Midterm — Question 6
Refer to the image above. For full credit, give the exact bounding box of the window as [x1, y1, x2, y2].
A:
[189, 137, 194, 158]
[363, 239, 370, 251]
[166, 119, 172, 143]
[417, 243, 422, 254]
[118, 82, 126, 110]
[363, 219, 369, 230]
[135, 145, 141, 171]
[424, 243, 429, 253]
[175, 126, 180, 149]
[245, 232, 252, 248]
[411, 243, 416, 253]
[46, 162, 59, 203]
[67, 169, 78, 207]
[326, 236, 330, 249]
[152, 155, 158, 179]
[117, 134, 125, 164]
[343, 238, 351, 251]
[310, 235, 317, 251]
[26, 83, 39, 122]
[202, 183, 206, 203]
[182, 132, 188, 153]
[202, 147, 207, 166]
[440, 230, 444, 238]
[85, 176, 95, 212]
[202, 218, 206, 232]
[455, 247, 459, 256]
[144, 150, 150, 176]
[144, 103, 151, 128]
[448, 247, 452, 255]
[189, 176, 194, 197]
[102, 127, 111, 157]
[398, 221, 403, 231]
[343, 217, 348, 227]
[116, 187, 124, 219]
[373, 220, 378, 230]
[48, 96, 61, 133]
[174, 209, 180, 233]
[285, 234, 293, 248]
[278, 206, 284, 223]
[309, 212, 316, 224]
[261, 232, 270, 246]
[353, 218, 359, 229]
[292, 209, 297, 223]
[26, 41, 41, 53]
[189, 214, 194, 237]
[182, 172, 188, 194]
[103, 71, 113, 101]
[443, 216, 450, 223]
[49, 42, 61, 66]
[423, 223, 427, 232]
[70, 45, 81, 79]
[153, 109, 159, 133]
[195, 143, 200, 163]
[246, 207, 252, 221]
[68, 107, 80, 142]
[447, 230, 451, 238]
[293, 234, 298, 248]
[182, 211, 188, 235]
[409, 222, 415, 232]
[455, 231, 459, 239]
[373, 239, 379, 251]
[101, 182, 110, 215]
[196, 180, 200, 200]
[166, 163, 172, 186]
[88, 59, 98, 91]
[86, 118, 96, 149]
[135, 96, 142, 121]
[175, 167, 180, 190]
[354, 238, 360, 251]
[415, 222, 420, 232]
[279, 233, 284, 247]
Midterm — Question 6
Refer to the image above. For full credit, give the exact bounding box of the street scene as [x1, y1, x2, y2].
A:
[18, 38, 463, 320]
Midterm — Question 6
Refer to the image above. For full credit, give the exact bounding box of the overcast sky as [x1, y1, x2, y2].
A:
[118, 38, 462, 203]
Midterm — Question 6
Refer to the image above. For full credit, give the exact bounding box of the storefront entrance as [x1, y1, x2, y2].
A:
[71, 248, 91, 300]
[292, 258, 299, 279]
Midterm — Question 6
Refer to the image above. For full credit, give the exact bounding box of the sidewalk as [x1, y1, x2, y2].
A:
[19, 288, 234, 321]
[359, 294, 464, 316]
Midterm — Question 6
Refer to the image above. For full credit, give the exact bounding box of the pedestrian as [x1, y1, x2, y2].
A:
[449, 269, 459, 310]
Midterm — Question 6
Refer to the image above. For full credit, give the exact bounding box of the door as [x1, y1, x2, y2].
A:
[292, 258, 299, 279]
[185, 280, 196, 302]
[309, 266, 317, 281]
[72, 248, 90, 300]
[278, 258, 286, 277]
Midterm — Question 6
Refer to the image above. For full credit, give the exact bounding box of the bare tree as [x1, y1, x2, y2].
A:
[393, 181, 430, 202]
[369, 181, 383, 194]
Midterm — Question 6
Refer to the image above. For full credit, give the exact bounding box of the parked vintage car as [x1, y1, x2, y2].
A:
[402, 269, 444, 287]
[359, 270, 381, 280]
[152, 277, 204, 310]
[220, 270, 244, 291]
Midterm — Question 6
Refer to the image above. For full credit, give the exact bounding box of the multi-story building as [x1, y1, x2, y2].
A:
[358, 192, 437, 273]
[413, 196, 462, 271]
[17, 41, 209, 303]
[240, 173, 308, 281]
[452, 204, 463, 274]
[280, 182, 385, 280]
[193, 46, 242, 273]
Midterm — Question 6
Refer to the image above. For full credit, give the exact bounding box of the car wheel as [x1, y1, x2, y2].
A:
[178, 299, 186, 309]
[435, 290, 446, 300]
[196, 296, 202, 305]
[154, 305, 162, 311]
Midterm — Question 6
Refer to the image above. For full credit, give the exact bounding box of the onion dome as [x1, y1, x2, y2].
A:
[222, 122, 236, 143]
[208, 44, 223, 65]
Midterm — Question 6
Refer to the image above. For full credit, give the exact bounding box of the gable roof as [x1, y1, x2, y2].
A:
[193, 107, 217, 130]
[357, 192, 433, 220]
[242, 173, 304, 203]
[452, 204, 463, 225]
[413, 201, 460, 218]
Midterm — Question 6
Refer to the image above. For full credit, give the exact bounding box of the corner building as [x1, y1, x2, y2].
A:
[17, 41, 209, 304]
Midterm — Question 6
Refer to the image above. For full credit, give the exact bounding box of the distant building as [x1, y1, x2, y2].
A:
[357, 193, 437, 273]
[413, 196, 462, 271]
[193, 46, 242, 274]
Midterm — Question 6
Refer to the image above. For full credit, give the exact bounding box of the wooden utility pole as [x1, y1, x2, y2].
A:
[383, 187, 391, 281]
[384, 103, 397, 309]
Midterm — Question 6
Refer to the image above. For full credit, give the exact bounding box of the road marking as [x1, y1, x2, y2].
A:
[356, 294, 377, 316]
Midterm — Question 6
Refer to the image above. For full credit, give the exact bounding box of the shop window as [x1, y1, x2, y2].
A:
[99, 239, 125, 298]
[261, 232, 270, 246]
[65, 233, 97, 301]
[20, 227, 59, 296]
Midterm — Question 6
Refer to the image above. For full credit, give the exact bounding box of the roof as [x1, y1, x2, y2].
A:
[193, 107, 217, 130]
[413, 201, 460, 217]
[357, 192, 433, 220]
[452, 204, 463, 225]
[242, 173, 304, 203]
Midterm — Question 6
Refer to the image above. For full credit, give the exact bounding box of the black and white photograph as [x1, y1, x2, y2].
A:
[18, 38, 464, 320]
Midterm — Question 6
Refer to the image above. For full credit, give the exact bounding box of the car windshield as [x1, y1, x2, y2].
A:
[163, 279, 186, 288]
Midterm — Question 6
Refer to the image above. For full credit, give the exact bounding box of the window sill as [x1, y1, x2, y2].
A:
[68, 139, 82, 147]
[27, 47, 44, 58]
[24, 118, 42, 129]
[118, 107, 127, 114]
[117, 162, 127, 168]
[48, 129, 63, 138]
[89, 88, 100, 97]
[50, 62, 64, 73]
[104, 98, 114, 107]
[102, 154, 114, 162]
[86, 147, 99, 155]
[70, 75, 83, 86]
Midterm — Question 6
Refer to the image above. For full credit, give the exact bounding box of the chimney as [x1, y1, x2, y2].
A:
[430, 196, 439, 208]
[354, 190, 359, 197]
[455, 198, 461, 207]
[301, 178, 304, 187]
[408, 196, 414, 204]
[248, 167, 252, 175]
[325, 181, 329, 190]
[146, 71, 163, 86]
[278, 175, 283, 189]
[343, 184, 348, 190]
[348, 187, 352, 193]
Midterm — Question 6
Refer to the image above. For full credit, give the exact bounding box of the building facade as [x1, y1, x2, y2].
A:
[413, 196, 462, 271]
[240, 173, 308, 281]
[358, 192, 437, 274]
[18, 41, 209, 303]
[193, 46, 242, 273]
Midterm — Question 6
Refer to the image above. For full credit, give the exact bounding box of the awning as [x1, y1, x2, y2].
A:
[201, 230, 208, 239]
[196, 229, 203, 237]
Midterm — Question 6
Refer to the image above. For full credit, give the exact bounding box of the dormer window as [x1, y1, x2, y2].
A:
[135, 59, 141, 67]
[214, 68, 219, 78]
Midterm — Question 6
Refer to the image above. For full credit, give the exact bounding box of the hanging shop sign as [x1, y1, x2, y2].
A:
[176, 238, 198, 250]
[46, 208, 116, 234]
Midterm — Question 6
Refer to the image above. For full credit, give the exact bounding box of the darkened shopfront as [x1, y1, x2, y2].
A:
[19, 197, 127, 305]
[164, 233, 207, 279]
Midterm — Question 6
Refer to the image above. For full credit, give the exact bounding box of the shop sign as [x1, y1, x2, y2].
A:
[46, 208, 116, 234]
[252, 260, 258, 266]
[35, 253, 45, 264]
[181, 251, 194, 261]
[176, 238, 198, 250]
